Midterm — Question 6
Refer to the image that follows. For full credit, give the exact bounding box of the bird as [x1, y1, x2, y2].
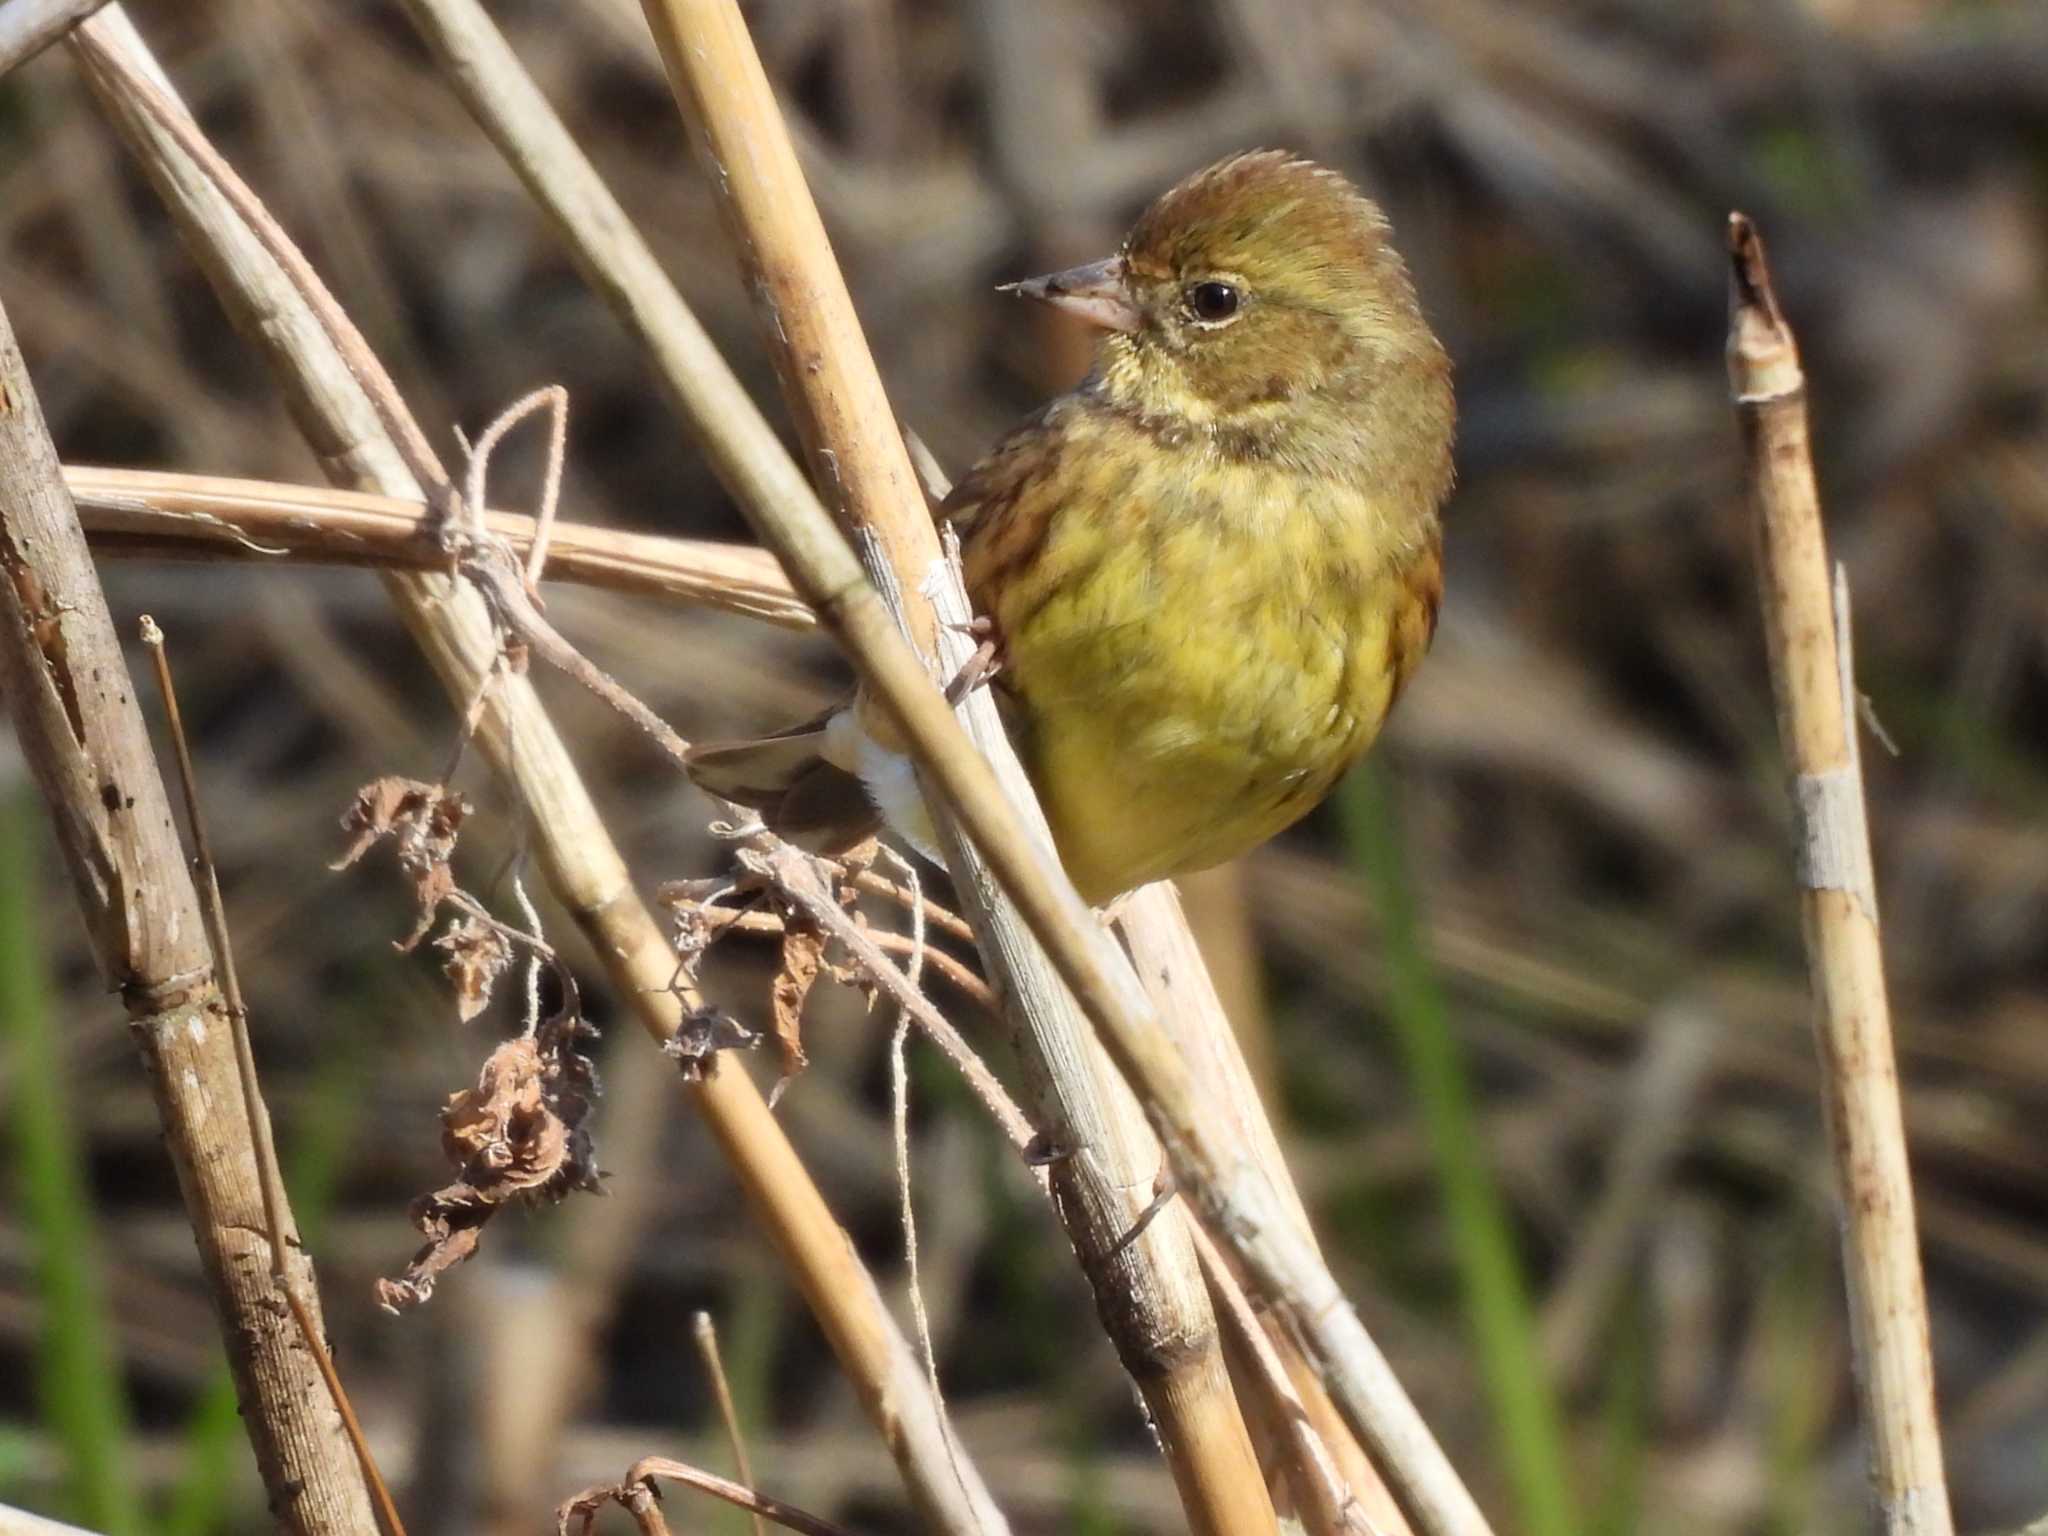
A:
[686, 150, 1454, 905]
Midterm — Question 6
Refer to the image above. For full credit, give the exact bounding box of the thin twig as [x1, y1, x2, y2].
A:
[844, 864, 979, 946]
[889, 1008, 961, 1504]
[1726, 211, 1952, 1536]
[877, 845, 929, 989]
[741, 840, 1034, 1152]
[460, 384, 569, 595]
[879, 845, 951, 1471]
[560, 1457, 864, 1536]
[702, 903, 999, 1015]
[510, 869, 545, 1036]
[457, 528, 699, 771]
[138, 618, 407, 1536]
[691, 1312, 767, 1536]
[878, 844, 951, 1447]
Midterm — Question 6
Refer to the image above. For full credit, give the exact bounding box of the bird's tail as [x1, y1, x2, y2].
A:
[682, 710, 883, 854]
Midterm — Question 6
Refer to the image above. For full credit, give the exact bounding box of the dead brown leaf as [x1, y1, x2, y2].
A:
[664, 1006, 759, 1079]
[333, 776, 470, 949]
[377, 994, 601, 1311]
[435, 912, 512, 1023]
[655, 875, 733, 999]
[768, 915, 823, 1101]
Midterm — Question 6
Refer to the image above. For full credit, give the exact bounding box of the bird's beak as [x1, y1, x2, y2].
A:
[999, 256, 1141, 333]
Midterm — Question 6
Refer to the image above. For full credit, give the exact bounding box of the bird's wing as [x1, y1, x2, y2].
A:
[683, 707, 882, 853]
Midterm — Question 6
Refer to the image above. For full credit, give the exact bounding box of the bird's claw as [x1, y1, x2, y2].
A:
[944, 634, 1004, 705]
[1022, 1133, 1076, 1168]
[1105, 1163, 1179, 1263]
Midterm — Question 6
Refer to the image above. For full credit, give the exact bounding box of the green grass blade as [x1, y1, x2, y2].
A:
[158, 1376, 241, 1536]
[0, 792, 144, 1534]
[1340, 764, 1578, 1536]
[1590, 1287, 1648, 1536]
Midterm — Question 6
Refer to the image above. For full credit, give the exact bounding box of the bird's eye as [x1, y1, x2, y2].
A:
[1186, 281, 1241, 323]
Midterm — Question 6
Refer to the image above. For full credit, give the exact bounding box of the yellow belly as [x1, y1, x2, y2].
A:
[973, 461, 1431, 902]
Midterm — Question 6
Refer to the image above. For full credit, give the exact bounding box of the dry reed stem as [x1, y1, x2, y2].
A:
[1191, 1222, 1378, 1536]
[684, 845, 1384, 1536]
[139, 618, 405, 1535]
[626, 1, 1485, 1530]
[0, 295, 378, 1531]
[1726, 212, 1953, 1536]
[742, 862, 1377, 1536]
[393, 0, 834, 589]
[1116, 882, 1412, 1536]
[66, 13, 1007, 1535]
[691, 840, 1379, 1536]
[632, 3, 1274, 1531]
[0, 1503, 106, 1536]
[64, 465, 814, 627]
[0, 0, 105, 76]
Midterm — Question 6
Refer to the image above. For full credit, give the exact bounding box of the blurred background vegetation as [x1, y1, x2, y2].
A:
[1, 0, 2045, 1531]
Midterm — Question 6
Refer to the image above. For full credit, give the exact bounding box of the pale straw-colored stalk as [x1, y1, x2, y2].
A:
[63, 464, 811, 629]
[1726, 211, 1952, 1536]
[0, 0, 108, 75]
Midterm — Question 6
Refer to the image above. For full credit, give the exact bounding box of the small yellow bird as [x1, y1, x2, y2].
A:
[687, 150, 1454, 903]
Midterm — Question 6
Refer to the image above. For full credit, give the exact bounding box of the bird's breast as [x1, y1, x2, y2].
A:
[966, 445, 1435, 900]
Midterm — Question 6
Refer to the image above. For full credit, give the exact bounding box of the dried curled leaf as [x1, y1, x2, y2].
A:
[557, 1456, 858, 1536]
[333, 776, 470, 949]
[377, 997, 602, 1312]
[653, 854, 875, 1091]
[655, 875, 731, 998]
[664, 1007, 758, 1079]
[556, 1475, 666, 1536]
[435, 913, 512, 1023]
[767, 916, 823, 1104]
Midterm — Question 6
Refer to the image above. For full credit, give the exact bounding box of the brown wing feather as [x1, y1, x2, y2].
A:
[683, 714, 881, 853]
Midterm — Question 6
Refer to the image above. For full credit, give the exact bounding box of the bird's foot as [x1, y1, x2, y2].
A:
[942, 619, 1004, 705]
[1106, 1160, 1179, 1263]
[1021, 1132, 1076, 1168]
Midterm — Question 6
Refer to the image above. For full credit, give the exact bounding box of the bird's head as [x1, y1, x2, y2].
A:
[1005, 151, 1451, 475]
